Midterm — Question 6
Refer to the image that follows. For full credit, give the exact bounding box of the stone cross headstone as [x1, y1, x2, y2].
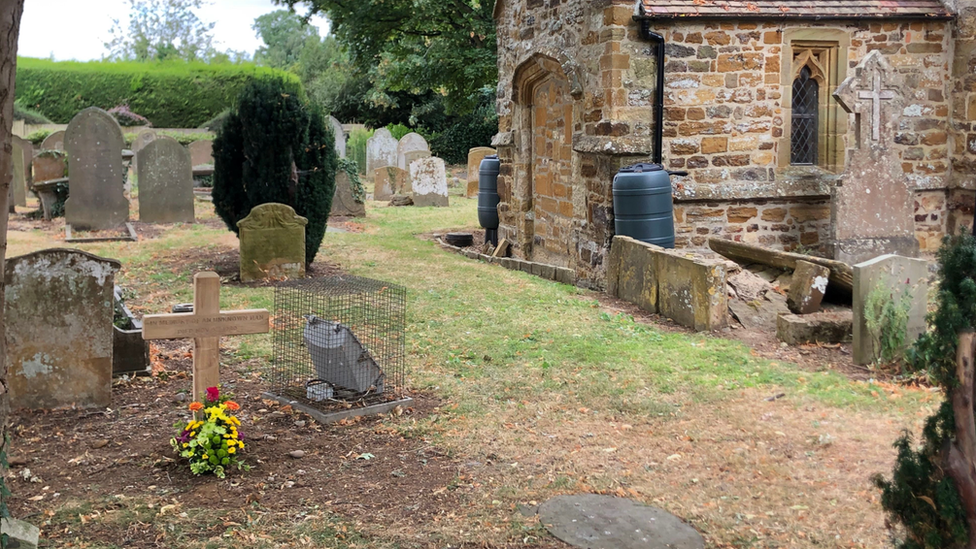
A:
[237, 203, 309, 282]
[467, 147, 496, 198]
[396, 132, 429, 170]
[5, 249, 121, 409]
[187, 140, 213, 167]
[366, 128, 398, 176]
[373, 166, 408, 201]
[64, 107, 129, 231]
[137, 136, 195, 223]
[831, 50, 918, 265]
[329, 116, 346, 158]
[10, 135, 31, 207]
[852, 253, 930, 365]
[40, 130, 65, 151]
[410, 157, 449, 207]
[330, 170, 366, 217]
[143, 272, 270, 399]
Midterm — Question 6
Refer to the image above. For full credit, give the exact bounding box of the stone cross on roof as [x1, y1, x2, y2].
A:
[833, 50, 905, 148]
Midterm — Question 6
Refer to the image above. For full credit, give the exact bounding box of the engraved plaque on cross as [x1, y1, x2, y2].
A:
[833, 50, 904, 149]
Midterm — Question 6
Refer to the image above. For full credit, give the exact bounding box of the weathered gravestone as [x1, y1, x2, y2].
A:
[330, 170, 366, 217]
[40, 130, 65, 151]
[237, 203, 308, 282]
[366, 128, 398, 176]
[132, 129, 157, 153]
[787, 260, 830, 314]
[373, 166, 408, 201]
[396, 132, 429, 170]
[137, 136, 195, 223]
[143, 272, 269, 400]
[410, 157, 449, 207]
[32, 151, 66, 183]
[329, 116, 346, 158]
[5, 249, 121, 409]
[831, 50, 918, 265]
[64, 107, 129, 230]
[11, 134, 31, 207]
[187, 139, 213, 167]
[852, 254, 930, 365]
[467, 146, 496, 198]
[402, 149, 430, 193]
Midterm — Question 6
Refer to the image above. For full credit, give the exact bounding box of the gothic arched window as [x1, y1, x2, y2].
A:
[791, 65, 819, 165]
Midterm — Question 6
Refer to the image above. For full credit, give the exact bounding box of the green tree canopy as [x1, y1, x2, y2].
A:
[104, 0, 217, 62]
[281, 0, 497, 115]
[252, 10, 320, 69]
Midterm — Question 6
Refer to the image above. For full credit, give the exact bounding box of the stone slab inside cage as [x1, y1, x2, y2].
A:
[270, 275, 408, 419]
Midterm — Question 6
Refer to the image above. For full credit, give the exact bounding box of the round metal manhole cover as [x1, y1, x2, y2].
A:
[538, 494, 704, 549]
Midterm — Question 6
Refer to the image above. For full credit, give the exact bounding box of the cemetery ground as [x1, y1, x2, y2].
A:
[3, 188, 942, 549]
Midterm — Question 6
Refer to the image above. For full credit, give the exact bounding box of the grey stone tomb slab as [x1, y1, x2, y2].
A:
[137, 136, 195, 223]
[831, 50, 918, 265]
[329, 115, 346, 158]
[40, 130, 65, 151]
[410, 157, 449, 207]
[366, 128, 398, 176]
[187, 139, 213, 167]
[396, 132, 429, 170]
[11, 134, 31, 207]
[5, 248, 121, 409]
[539, 494, 704, 549]
[64, 107, 129, 230]
[330, 170, 366, 217]
[852, 253, 930, 365]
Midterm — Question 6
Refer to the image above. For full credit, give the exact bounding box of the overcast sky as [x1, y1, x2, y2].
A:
[18, 0, 329, 62]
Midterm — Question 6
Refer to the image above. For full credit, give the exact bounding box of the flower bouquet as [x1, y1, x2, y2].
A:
[171, 386, 248, 478]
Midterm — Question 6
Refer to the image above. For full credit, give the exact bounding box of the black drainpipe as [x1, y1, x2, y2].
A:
[639, 18, 665, 165]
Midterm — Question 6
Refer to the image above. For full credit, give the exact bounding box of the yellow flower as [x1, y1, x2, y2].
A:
[227, 447, 236, 454]
[190, 431, 196, 437]
[202, 454, 208, 460]
[182, 443, 188, 448]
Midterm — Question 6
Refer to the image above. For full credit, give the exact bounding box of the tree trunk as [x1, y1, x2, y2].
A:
[948, 331, 976, 549]
[0, 0, 25, 518]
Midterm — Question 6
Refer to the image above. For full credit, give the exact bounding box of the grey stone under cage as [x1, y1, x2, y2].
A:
[270, 276, 406, 407]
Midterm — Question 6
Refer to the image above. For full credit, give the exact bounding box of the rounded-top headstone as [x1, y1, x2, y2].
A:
[366, 128, 398, 175]
[396, 132, 429, 170]
[187, 139, 214, 167]
[538, 495, 704, 549]
[329, 116, 346, 159]
[40, 130, 66, 151]
[64, 107, 129, 231]
[132, 129, 157, 153]
[137, 136, 195, 224]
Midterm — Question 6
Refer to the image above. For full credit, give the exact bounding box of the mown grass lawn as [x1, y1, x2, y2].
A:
[5, 192, 938, 548]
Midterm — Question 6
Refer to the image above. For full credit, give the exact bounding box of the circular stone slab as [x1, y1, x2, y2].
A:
[538, 494, 704, 549]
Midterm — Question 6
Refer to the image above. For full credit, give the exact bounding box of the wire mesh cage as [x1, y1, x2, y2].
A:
[270, 276, 406, 409]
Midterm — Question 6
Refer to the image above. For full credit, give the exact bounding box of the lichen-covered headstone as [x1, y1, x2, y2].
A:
[373, 166, 408, 201]
[402, 149, 430, 193]
[187, 139, 213, 167]
[396, 132, 429, 170]
[40, 130, 65, 151]
[410, 157, 449, 207]
[138, 136, 194, 223]
[64, 107, 129, 230]
[237, 203, 308, 282]
[5, 248, 121, 409]
[467, 147, 496, 198]
[330, 170, 366, 217]
[366, 128, 398, 176]
[11, 134, 31, 207]
[330, 116, 346, 158]
[831, 50, 918, 264]
[852, 253, 930, 365]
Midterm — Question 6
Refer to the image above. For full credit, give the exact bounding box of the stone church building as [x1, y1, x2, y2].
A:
[491, 0, 976, 288]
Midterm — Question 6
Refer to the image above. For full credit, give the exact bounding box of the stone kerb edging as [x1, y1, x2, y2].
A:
[436, 238, 576, 286]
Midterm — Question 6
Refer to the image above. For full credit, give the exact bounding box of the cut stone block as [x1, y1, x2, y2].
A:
[777, 311, 853, 345]
[852, 254, 930, 365]
[788, 260, 830, 314]
[1, 517, 40, 549]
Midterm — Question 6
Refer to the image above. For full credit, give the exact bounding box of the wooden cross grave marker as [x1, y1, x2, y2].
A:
[142, 272, 270, 399]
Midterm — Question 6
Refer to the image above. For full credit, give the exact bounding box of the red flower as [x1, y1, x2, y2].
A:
[206, 387, 220, 402]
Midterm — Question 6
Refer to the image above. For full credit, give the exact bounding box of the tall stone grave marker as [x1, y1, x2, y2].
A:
[373, 166, 408, 201]
[188, 140, 213, 166]
[330, 116, 346, 158]
[10, 135, 31, 207]
[40, 130, 65, 151]
[237, 203, 308, 282]
[366, 128, 398, 176]
[330, 170, 366, 217]
[832, 50, 918, 265]
[64, 107, 129, 230]
[5, 249, 121, 409]
[396, 132, 429, 170]
[467, 147, 496, 198]
[138, 136, 195, 223]
[852, 254, 930, 365]
[411, 157, 449, 207]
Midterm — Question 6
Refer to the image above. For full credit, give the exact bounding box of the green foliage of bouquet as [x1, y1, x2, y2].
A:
[171, 386, 248, 479]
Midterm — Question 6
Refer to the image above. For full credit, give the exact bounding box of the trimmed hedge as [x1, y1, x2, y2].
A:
[15, 58, 300, 128]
